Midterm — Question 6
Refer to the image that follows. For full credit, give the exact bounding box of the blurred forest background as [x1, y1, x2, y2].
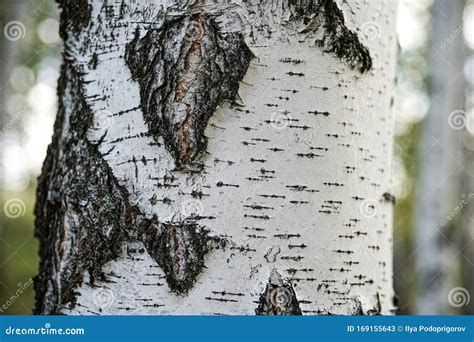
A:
[0, 0, 472, 315]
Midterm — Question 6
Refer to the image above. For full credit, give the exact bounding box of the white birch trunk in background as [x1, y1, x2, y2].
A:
[35, 0, 398, 315]
[414, 0, 465, 315]
[460, 142, 474, 315]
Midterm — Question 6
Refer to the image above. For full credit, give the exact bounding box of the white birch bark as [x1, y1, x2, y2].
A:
[414, 0, 466, 315]
[35, 0, 398, 315]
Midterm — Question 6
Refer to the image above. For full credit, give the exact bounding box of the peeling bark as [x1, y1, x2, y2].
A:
[35, 0, 398, 315]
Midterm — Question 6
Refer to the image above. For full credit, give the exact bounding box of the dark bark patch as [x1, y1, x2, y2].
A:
[299, 0, 372, 73]
[125, 14, 253, 169]
[34, 64, 137, 313]
[255, 269, 302, 315]
[145, 222, 222, 294]
[57, 0, 92, 38]
[382, 192, 396, 204]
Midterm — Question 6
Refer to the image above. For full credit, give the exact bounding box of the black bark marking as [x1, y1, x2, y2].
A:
[264, 246, 281, 263]
[125, 13, 253, 169]
[212, 291, 245, 297]
[145, 222, 223, 294]
[57, 0, 92, 37]
[255, 269, 302, 315]
[382, 192, 396, 204]
[299, 0, 373, 73]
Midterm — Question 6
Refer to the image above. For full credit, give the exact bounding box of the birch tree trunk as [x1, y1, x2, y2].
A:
[414, 0, 466, 314]
[460, 141, 474, 315]
[35, 0, 398, 315]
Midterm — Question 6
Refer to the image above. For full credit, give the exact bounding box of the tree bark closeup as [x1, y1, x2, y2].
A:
[35, 0, 398, 315]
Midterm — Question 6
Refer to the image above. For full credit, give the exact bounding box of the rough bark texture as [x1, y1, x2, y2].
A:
[35, 0, 398, 315]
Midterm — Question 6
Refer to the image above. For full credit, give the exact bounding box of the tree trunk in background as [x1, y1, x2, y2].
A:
[414, 0, 466, 315]
[461, 138, 474, 315]
[35, 0, 397, 315]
